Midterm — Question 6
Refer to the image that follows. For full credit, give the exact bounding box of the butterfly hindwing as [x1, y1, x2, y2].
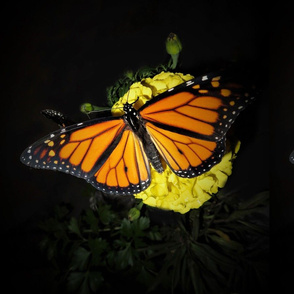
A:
[90, 129, 151, 194]
[145, 122, 225, 177]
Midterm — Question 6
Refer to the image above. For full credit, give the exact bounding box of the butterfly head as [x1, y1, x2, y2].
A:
[122, 99, 141, 133]
[123, 102, 133, 114]
[123, 96, 140, 114]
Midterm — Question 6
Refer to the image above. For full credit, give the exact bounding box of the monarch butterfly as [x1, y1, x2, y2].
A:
[20, 72, 254, 195]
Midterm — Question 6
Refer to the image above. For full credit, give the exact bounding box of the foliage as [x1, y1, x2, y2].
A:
[105, 64, 172, 107]
[39, 190, 269, 294]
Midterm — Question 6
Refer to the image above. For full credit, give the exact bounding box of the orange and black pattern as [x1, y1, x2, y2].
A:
[21, 72, 254, 195]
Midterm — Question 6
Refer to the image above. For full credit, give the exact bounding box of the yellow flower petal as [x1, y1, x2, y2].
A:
[150, 183, 169, 197]
[147, 80, 168, 94]
[141, 194, 157, 207]
[234, 140, 241, 154]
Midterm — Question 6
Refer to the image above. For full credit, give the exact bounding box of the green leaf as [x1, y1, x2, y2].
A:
[121, 219, 132, 237]
[54, 203, 71, 219]
[147, 249, 176, 292]
[88, 238, 108, 267]
[67, 272, 85, 293]
[40, 237, 58, 261]
[187, 258, 203, 294]
[171, 247, 186, 290]
[106, 250, 116, 268]
[189, 209, 200, 240]
[237, 220, 268, 235]
[71, 247, 91, 271]
[138, 216, 150, 231]
[136, 266, 155, 286]
[208, 234, 244, 253]
[238, 191, 269, 210]
[39, 217, 67, 238]
[190, 242, 235, 270]
[148, 230, 162, 241]
[88, 271, 104, 292]
[121, 216, 150, 239]
[97, 204, 115, 225]
[67, 271, 103, 294]
[116, 243, 133, 269]
[83, 209, 99, 233]
[107, 247, 131, 270]
[68, 217, 82, 237]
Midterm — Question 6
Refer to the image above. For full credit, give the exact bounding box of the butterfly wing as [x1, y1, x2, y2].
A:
[145, 122, 225, 177]
[91, 129, 150, 194]
[140, 73, 254, 177]
[20, 117, 151, 194]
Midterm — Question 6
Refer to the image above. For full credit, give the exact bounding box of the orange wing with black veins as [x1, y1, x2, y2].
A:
[21, 118, 151, 194]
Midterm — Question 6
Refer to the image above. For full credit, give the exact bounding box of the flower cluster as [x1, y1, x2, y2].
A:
[112, 72, 240, 214]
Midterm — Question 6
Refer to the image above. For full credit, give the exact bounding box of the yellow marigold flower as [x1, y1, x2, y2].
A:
[111, 71, 240, 214]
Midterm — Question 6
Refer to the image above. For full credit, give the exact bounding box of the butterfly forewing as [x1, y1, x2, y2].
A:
[140, 74, 254, 141]
[21, 117, 126, 180]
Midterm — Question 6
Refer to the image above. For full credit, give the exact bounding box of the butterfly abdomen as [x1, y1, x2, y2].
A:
[139, 129, 164, 173]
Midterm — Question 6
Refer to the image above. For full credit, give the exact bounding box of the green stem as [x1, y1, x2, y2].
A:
[170, 53, 179, 69]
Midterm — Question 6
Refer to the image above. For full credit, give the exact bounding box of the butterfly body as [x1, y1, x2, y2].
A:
[21, 72, 254, 195]
[122, 102, 164, 174]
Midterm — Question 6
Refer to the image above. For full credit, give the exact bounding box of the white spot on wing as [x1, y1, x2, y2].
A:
[186, 80, 195, 86]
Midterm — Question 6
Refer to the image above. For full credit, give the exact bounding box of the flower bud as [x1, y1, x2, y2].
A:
[128, 207, 140, 221]
[80, 103, 95, 114]
[165, 33, 182, 55]
[80, 103, 109, 115]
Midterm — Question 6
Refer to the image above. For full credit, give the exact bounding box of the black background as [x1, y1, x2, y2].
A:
[0, 0, 289, 293]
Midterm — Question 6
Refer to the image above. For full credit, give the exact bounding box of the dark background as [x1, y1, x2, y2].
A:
[0, 0, 289, 293]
